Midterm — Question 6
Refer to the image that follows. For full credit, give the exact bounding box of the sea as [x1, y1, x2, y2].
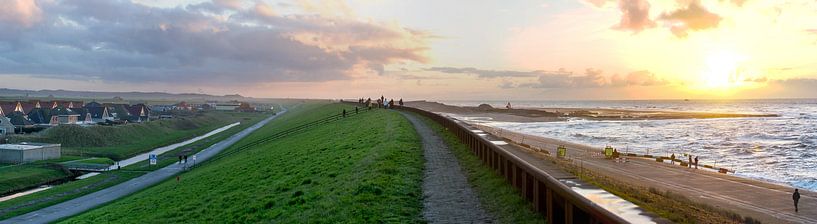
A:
[441, 99, 817, 191]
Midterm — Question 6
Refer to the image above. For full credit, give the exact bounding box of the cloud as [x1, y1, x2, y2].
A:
[658, 1, 722, 37]
[613, 0, 656, 33]
[426, 67, 556, 78]
[584, 0, 723, 37]
[0, 0, 429, 85]
[610, 70, 667, 86]
[426, 66, 669, 88]
[0, 0, 43, 27]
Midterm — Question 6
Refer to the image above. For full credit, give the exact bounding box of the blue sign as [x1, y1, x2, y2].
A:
[149, 154, 157, 165]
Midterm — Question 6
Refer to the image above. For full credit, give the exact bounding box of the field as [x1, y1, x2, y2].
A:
[414, 113, 546, 223]
[61, 104, 424, 223]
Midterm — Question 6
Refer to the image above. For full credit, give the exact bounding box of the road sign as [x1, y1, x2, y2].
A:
[149, 154, 157, 165]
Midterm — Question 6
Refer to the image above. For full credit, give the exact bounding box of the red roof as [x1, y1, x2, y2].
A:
[0, 102, 14, 116]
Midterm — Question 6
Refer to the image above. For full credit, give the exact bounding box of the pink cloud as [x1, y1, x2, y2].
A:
[0, 0, 43, 27]
[659, 1, 722, 37]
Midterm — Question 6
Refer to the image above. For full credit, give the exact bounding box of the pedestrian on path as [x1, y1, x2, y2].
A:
[694, 156, 699, 169]
[794, 189, 801, 212]
[670, 153, 676, 164]
[184, 155, 188, 164]
[688, 155, 692, 168]
[178, 155, 182, 164]
[342, 109, 347, 117]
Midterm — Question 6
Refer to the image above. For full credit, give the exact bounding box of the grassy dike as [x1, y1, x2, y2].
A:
[61, 104, 425, 223]
[413, 113, 547, 224]
[0, 111, 272, 220]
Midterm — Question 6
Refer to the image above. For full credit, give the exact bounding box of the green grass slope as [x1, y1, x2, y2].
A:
[62, 104, 423, 223]
[0, 164, 71, 195]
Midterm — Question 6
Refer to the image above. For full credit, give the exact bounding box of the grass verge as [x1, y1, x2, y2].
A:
[413, 113, 546, 223]
[61, 104, 424, 223]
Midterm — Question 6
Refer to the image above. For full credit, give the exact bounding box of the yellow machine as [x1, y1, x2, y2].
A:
[557, 145, 567, 158]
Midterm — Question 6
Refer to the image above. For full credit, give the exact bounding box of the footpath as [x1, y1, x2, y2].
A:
[1, 110, 287, 224]
[399, 112, 495, 223]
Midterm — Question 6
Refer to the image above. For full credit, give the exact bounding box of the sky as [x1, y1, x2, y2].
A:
[1, 0, 817, 100]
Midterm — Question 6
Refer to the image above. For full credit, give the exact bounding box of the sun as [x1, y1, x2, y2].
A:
[700, 50, 745, 90]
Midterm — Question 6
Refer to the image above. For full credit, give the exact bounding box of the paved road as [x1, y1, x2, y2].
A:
[478, 125, 817, 224]
[399, 112, 495, 223]
[1, 110, 287, 224]
[109, 122, 241, 169]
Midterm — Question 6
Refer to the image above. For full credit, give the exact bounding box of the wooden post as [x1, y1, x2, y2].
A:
[565, 201, 573, 224]
[546, 188, 553, 222]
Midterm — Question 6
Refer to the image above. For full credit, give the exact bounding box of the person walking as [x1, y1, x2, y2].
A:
[688, 155, 692, 168]
[670, 153, 675, 165]
[694, 156, 699, 169]
[342, 109, 347, 117]
[184, 155, 188, 164]
[178, 155, 183, 164]
[793, 189, 801, 212]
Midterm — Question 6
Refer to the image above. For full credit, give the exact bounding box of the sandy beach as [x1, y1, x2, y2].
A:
[405, 101, 779, 123]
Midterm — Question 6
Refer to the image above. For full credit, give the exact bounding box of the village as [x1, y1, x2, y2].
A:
[0, 99, 263, 138]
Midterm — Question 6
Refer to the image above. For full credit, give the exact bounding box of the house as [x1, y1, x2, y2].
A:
[0, 117, 14, 137]
[174, 101, 192, 111]
[71, 108, 94, 124]
[236, 102, 256, 112]
[150, 105, 174, 112]
[215, 102, 241, 111]
[0, 102, 12, 117]
[105, 103, 132, 121]
[48, 106, 81, 125]
[83, 102, 113, 123]
[127, 104, 151, 122]
[26, 108, 52, 124]
[0, 143, 61, 163]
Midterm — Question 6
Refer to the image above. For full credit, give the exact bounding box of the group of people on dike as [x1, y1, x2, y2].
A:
[357, 96, 403, 109]
[669, 153, 699, 169]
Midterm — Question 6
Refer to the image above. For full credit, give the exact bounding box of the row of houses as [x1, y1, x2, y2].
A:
[0, 100, 150, 127]
[149, 101, 255, 112]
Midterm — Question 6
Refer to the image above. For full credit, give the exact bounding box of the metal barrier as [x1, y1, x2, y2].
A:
[400, 106, 626, 224]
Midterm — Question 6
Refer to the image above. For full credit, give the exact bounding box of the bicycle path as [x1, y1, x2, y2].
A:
[1, 110, 287, 224]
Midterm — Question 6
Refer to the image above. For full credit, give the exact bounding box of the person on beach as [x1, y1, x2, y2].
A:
[793, 189, 801, 212]
[694, 156, 699, 169]
[670, 153, 675, 164]
[688, 155, 692, 168]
